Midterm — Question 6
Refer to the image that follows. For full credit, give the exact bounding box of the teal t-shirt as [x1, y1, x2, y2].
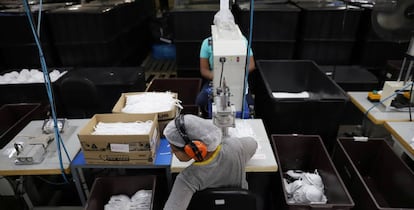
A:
[199, 37, 253, 70]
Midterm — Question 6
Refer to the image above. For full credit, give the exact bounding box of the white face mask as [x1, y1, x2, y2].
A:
[284, 170, 327, 204]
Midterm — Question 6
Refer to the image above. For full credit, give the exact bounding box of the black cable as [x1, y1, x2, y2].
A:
[219, 58, 225, 87]
[35, 176, 70, 186]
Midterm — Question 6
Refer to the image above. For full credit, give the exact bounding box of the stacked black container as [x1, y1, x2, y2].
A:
[168, 4, 220, 78]
[255, 60, 349, 151]
[56, 66, 146, 117]
[233, 2, 300, 61]
[351, 3, 409, 80]
[294, 2, 363, 65]
[0, 3, 64, 68]
[46, 0, 154, 67]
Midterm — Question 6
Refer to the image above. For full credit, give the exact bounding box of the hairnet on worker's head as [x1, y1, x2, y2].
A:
[163, 114, 222, 151]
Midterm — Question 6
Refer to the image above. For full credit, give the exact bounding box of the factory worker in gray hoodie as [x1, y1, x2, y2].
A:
[163, 114, 258, 210]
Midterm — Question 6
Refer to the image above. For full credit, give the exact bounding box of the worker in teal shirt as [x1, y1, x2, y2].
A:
[196, 37, 256, 116]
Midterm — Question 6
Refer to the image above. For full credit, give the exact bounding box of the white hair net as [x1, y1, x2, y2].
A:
[163, 115, 222, 151]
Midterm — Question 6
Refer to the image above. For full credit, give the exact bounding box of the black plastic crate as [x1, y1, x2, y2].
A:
[252, 40, 296, 60]
[0, 68, 68, 105]
[255, 60, 348, 150]
[271, 134, 354, 210]
[295, 2, 363, 40]
[47, 2, 150, 44]
[235, 2, 300, 41]
[55, 41, 121, 67]
[0, 5, 58, 45]
[296, 39, 356, 65]
[57, 66, 146, 116]
[332, 138, 414, 209]
[355, 5, 381, 41]
[86, 175, 157, 210]
[319, 65, 379, 91]
[0, 42, 61, 68]
[176, 67, 201, 78]
[356, 40, 409, 68]
[175, 40, 201, 69]
[55, 23, 150, 67]
[169, 4, 220, 41]
[0, 103, 42, 149]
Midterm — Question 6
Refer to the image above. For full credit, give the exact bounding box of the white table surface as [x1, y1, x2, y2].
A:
[170, 119, 278, 173]
[0, 119, 89, 176]
[348, 91, 414, 125]
[384, 121, 414, 160]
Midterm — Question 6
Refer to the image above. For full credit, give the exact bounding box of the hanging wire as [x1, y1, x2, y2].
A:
[21, 0, 71, 183]
[241, 0, 254, 119]
[37, 0, 42, 37]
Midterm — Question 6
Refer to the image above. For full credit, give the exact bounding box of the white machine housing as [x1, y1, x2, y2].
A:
[212, 24, 247, 112]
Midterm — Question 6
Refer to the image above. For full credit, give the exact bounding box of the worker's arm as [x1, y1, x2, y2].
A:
[248, 56, 256, 73]
[163, 174, 195, 210]
[200, 57, 214, 80]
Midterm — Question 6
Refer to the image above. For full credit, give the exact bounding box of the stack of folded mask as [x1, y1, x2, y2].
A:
[104, 190, 152, 210]
[283, 170, 327, 204]
[122, 92, 182, 114]
[92, 121, 153, 135]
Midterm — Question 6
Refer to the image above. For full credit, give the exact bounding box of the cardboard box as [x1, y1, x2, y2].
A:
[112, 92, 178, 120]
[78, 113, 160, 165]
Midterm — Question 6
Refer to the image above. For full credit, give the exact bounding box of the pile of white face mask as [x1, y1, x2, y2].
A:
[0, 69, 67, 84]
[228, 121, 256, 139]
[104, 190, 152, 210]
[92, 121, 153, 135]
[122, 92, 182, 114]
[283, 170, 327, 204]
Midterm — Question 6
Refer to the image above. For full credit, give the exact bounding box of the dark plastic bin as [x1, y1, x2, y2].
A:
[319, 65, 379, 91]
[296, 39, 356, 65]
[255, 60, 348, 150]
[47, 3, 145, 43]
[235, 2, 300, 41]
[0, 103, 42, 149]
[253, 40, 296, 60]
[169, 4, 220, 41]
[332, 138, 414, 210]
[295, 2, 363, 40]
[0, 6, 53, 45]
[355, 40, 409, 68]
[271, 134, 354, 210]
[0, 42, 60, 68]
[57, 66, 145, 116]
[146, 78, 201, 115]
[85, 175, 157, 210]
[55, 22, 150, 67]
[0, 68, 68, 105]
